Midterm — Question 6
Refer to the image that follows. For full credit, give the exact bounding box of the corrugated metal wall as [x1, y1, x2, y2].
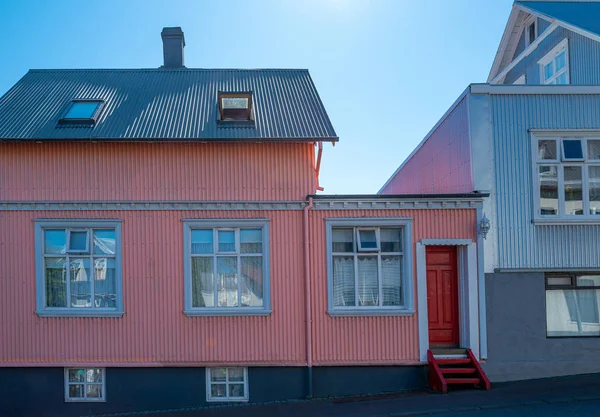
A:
[505, 26, 600, 84]
[0, 143, 316, 201]
[309, 208, 477, 365]
[0, 207, 477, 366]
[491, 94, 600, 268]
[380, 97, 473, 195]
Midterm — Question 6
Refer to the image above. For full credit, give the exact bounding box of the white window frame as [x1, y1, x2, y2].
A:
[356, 228, 380, 252]
[524, 16, 538, 47]
[513, 75, 526, 85]
[538, 38, 569, 85]
[64, 368, 106, 402]
[326, 218, 414, 317]
[531, 133, 600, 222]
[35, 220, 123, 318]
[206, 367, 249, 402]
[183, 219, 271, 316]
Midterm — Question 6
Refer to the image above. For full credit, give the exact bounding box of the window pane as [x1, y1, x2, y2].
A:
[229, 384, 245, 397]
[222, 97, 248, 109]
[70, 258, 91, 308]
[228, 368, 244, 382]
[211, 368, 227, 382]
[217, 257, 238, 307]
[94, 258, 116, 308]
[544, 62, 554, 81]
[93, 230, 115, 255]
[382, 256, 402, 306]
[589, 166, 600, 215]
[547, 289, 600, 336]
[218, 230, 235, 252]
[538, 140, 557, 160]
[539, 166, 558, 215]
[191, 229, 213, 254]
[68, 384, 84, 399]
[380, 228, 402, 252]
[240, 229, 262, 253]
[46, 258, 67, 307]
[65, 102, 101, 119]
[564, 166, 583, 215]
[563, 140, 583, 159]
[240, 257, 263, 307]
[357, 256, 379, 306]
[588, 141, 600, 160]
[45, 229, 66, 254]
[86, 369, 103, 383]
[192, 257, 214, 307]
[547, 276, 572, 286]
[358, 229, 377, 250]
[555, 51, 566, 71]
[69, 369, 85, 383]
[332, 228, 354, 252]
[69, 231, 88, 252]
[577, 276, 600, 287]
[332, 256, 355, 307]
[211, 384, 226, 398]
[556, 72, 568, 85]
[86, 384, 103, 399]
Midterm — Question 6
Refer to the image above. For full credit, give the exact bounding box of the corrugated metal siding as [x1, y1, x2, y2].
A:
[380, 97, 473, 195]
[0, 207, 478, 366]
[0, 210, 306, 366]
[504, 26, 600, 84]
[491, 94, 600, 269]
[0, 69, 337, 141]
[0, 142, 316, 201]
[517, 1, 600, 38]
[309, 209, 478, 365]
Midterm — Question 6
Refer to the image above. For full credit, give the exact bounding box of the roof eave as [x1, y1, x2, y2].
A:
[488, 3, 522, 83]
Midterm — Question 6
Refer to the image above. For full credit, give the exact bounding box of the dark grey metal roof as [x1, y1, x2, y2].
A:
[518, 1, 600, 39]
[0, 69, 338, 142]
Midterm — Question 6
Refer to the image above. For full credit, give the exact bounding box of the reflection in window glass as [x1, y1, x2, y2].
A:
[563, 140, 583, 159]
[538, 140, 557, 160]
[564, 166, 583, 215]
[539, 166, 558, 215]
[588, 141, 600, 160]
[589, 166, 600, 215]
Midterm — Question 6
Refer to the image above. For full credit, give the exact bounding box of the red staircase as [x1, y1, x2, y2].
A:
[427, 349, 491, 393]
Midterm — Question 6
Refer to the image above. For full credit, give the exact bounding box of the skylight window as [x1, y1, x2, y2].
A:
[58, 100, 104, 125]
[218, 92, 252, 122]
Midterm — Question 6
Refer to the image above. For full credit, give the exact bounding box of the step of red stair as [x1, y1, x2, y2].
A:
[435, 359, 471, 365]
[440, 368, 476, 374]
[446, 378, 481, 385]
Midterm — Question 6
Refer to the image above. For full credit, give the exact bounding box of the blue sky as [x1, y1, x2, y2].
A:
[0, 0, 513, 194]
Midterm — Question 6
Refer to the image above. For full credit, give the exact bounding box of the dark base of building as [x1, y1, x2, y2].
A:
[0, 365, 427, 417]
[484, 272, 600, 382]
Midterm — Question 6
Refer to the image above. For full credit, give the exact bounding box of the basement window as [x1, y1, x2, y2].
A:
[58, 100, 104, 125]
[218, 92, 253, 122]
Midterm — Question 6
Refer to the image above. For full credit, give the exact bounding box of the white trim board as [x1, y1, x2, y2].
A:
[416, 240, 480, 362]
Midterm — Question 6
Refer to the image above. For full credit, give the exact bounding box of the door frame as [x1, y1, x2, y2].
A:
[417, 239, 479, 361]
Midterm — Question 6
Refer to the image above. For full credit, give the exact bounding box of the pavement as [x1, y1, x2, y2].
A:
[101, 373, 600, 417]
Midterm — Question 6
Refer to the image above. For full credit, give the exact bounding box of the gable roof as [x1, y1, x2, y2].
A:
[488, 1, 600, 82]
[0, 69, 338, 142]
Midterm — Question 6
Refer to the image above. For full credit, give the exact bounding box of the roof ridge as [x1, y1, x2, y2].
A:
[28, 68, 310, 73]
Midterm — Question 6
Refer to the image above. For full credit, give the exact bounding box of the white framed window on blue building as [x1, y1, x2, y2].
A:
[325, 218, 413, 317]
[183, 219, 271, 316]
[35, 220, 123, 317]
[538, 38, 569, 85]
[532, 133, 600, 222]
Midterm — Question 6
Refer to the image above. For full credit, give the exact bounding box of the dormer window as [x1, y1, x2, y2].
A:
[219, 92, 252, 122]
[58, 100, 104, 125]
[524, 16, 537, 47]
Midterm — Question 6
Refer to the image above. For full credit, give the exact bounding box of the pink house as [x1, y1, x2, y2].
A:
[0, 28, 488, 416]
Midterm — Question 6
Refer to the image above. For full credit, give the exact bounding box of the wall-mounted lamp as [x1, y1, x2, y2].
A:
[479, 213, 491, 240]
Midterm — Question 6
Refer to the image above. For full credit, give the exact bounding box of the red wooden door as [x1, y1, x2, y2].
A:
[426, 246, 459, 346]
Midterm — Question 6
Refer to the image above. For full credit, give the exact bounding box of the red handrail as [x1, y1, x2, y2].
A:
[427, 349, 448, 393]
[466, 349, 491, 390]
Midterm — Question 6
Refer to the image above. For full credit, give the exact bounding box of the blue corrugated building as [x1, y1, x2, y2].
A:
[381, 0, 600, 381]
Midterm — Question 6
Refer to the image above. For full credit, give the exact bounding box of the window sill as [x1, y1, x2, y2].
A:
[534, 218, 600, 225]
[206, 398, 249, 403]
[184, 309, 272, 317]
[36, 310, 123, 318]
[328, 309, 415, 317]
[65, 398, 106, 403]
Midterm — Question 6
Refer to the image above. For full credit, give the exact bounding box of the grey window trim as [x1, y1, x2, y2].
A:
[35, 220, 123, 318]
[183, 219, 271, 316]
[64, 367, 106, 402]
[206, 367, 249, 402]
[325, 218, 414, 317]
